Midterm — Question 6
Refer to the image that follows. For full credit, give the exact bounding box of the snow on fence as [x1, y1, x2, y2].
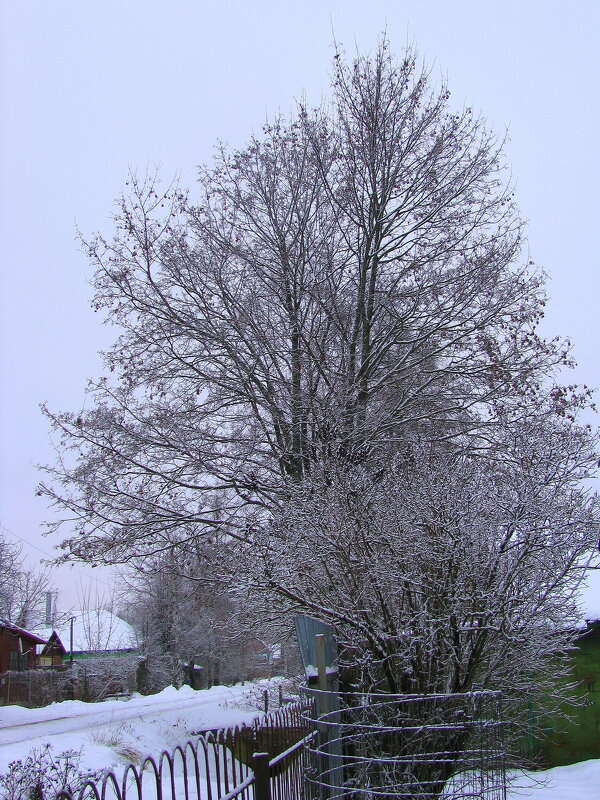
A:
[54, 699, 318, 800]
[48, 689, 505, 800]
[0, 657, 143, 707]
[302, 687, 507, 800]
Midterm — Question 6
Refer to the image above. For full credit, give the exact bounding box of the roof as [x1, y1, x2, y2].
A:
[40, 631, 68, 657]
[0, 618, 47, 644]
[37, 609, 137, 654]
[580, 570, 600, 624]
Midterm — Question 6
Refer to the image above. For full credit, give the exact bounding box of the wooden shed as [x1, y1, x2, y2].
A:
[0, 618, 46, 671]
[38, 630, 68, 667]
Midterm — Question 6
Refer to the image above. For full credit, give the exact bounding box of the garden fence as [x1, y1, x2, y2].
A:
[302, 687, 507, 800]
[0, 658, 143, 707]
[48, 688, 506, 800]
[55, 698, 317, 800]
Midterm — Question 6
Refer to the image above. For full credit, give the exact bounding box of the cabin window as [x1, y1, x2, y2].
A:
[8, 650, 29, 670]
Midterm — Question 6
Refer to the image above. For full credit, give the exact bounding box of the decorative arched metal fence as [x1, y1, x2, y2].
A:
[54, 699, 317, 800]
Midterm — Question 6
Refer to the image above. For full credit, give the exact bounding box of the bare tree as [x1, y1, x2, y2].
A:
[0, 534, 21, 614]
[73, 583, 133, 653]
[40, 42, 582, 567]
[38, 40, 598, 759]
[120, 546, 278, 689]
[0, 530, 53, 629]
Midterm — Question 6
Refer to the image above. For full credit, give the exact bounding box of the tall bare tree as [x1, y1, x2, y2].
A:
[40, 42, 589, 571]
[39, 42, 600, 783]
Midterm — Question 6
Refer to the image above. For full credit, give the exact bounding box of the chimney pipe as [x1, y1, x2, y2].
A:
[45, 592, 53, 627]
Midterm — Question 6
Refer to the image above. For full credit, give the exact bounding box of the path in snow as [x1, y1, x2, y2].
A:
[0, 683, 270, 775]
[0, 689, 238, 746]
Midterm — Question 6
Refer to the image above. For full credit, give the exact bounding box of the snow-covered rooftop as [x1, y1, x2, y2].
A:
[37, 609, 137, 653]
[578, 569, 600, 624]
[0, 618, 47, 643]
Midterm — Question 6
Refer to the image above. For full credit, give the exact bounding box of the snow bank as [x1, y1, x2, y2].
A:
[579, 569, 600, 623]
[507, 759, 600, 800]
[0, 680, 280, 776]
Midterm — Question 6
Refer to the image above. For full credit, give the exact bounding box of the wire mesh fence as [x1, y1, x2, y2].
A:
[302, 688, 506, 800]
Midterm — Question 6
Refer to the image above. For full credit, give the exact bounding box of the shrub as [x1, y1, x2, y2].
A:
[0, 744, 101, 800]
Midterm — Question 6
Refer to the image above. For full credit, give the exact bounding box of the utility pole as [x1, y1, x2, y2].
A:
[70, 616, 75, 666]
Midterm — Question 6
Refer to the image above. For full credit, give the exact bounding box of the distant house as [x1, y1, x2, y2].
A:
[241, 638, 284, 680]
[38, 630, 67, 667]
[37, 608, 137, 662]
[528, 573, 600, 767]
[0, 619, 46, 671]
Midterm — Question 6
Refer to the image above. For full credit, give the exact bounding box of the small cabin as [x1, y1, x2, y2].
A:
[0, 619, 46, 671]
[38, 630, 68, 667]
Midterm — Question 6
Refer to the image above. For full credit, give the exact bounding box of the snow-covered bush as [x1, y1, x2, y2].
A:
[75, 655, 141, 702]
[250, 437, 597, 747]
[0, 745, 101, 800]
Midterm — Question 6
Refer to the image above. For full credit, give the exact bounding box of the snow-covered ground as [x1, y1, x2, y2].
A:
[507, 760, 600, 800]
[0, 681, 275, 777]
[1, 680, 599, 799]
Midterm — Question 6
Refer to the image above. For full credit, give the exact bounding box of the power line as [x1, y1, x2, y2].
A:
[0, 522, 115, 589]
[1, 522, 58, 559]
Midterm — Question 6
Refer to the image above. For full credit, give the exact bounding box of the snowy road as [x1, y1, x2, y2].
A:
[0, 687, 241, 746]
[0, 683, 268, 775]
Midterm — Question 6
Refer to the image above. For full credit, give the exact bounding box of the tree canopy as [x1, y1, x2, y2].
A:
[42, 42, 594, 559]
[41, 40, 598, 726]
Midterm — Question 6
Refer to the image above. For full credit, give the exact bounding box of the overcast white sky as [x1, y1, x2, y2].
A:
[1, 1, 599, 611]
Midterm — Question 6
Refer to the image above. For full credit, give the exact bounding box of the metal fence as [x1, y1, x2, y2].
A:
[50, 687, 505, 800]
[302, 688, 507, 800]
[56, 699, 317, 800]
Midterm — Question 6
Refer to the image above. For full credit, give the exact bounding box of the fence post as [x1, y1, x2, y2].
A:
[253, 752, 271, 800]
